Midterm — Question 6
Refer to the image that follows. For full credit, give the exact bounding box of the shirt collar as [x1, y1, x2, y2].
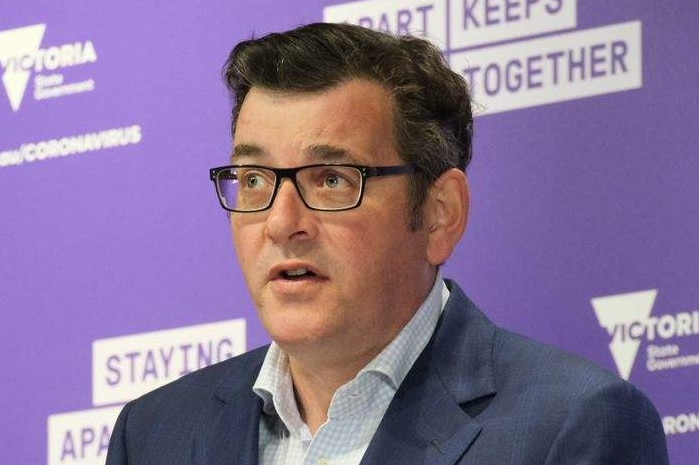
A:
[359, 273, 447, 389]
[253, 272, 449, 423]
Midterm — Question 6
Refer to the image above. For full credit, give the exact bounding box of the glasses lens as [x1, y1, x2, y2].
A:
[217, 167, 275, 211]
[297, 165, 362, 210]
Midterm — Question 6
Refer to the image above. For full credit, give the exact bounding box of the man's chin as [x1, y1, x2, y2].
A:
[266, 324, 335, 352]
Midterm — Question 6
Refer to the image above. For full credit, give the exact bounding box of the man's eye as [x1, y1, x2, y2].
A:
[246, 175, 259, 188]
[240, 171, 270, 189]
[324, 173, 344, 188]
[316, 169, 356, 190]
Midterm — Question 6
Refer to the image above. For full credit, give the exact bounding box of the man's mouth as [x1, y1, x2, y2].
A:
[268, 263, 327, 296]
[280, 268, 318, 280]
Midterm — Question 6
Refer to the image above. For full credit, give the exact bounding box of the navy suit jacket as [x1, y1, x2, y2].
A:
[106, 281, 668, 464]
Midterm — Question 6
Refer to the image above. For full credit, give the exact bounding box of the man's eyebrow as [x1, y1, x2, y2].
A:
[306, 144, 360, 163]
[231, 144, 265, 162]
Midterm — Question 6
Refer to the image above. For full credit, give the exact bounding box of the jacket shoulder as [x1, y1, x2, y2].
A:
[494, 326, 619, 386]
[124, 344, 267, 417]
[439, 282, 668, 464]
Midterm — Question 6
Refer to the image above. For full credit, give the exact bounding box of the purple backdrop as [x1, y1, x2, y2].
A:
[1, 1, 697, 464]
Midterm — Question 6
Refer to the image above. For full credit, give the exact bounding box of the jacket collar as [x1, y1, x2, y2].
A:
[185, 348, 266, 465]
[360, 280, 497, 465]
[190, 281, 497, 465]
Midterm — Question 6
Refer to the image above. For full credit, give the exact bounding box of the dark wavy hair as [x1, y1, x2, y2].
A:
[223, 22, 473, 229]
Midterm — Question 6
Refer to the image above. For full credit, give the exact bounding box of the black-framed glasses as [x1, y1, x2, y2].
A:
[209, 163, 418, 212]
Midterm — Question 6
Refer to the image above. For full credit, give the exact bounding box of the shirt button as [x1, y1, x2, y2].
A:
[318, 458, 332, 465]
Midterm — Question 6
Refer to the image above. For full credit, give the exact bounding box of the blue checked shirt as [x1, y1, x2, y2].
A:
[252, 275, 449, 465]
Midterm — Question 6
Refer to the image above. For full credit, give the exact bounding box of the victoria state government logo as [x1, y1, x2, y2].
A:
[592, 290, 699, 381]
[0, 23, 97, 112]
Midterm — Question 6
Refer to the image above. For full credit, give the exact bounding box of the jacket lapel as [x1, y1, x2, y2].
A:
[180, 282, 495, 465]
[186, 349, 266, 465]
[361, 281, 497, 465]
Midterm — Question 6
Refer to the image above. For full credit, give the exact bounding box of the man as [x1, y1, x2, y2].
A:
[107, 23, 668, 465]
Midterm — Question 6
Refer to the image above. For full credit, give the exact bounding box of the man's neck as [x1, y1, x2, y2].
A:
[278, 271, 440, 434]
[286, 343, 389, 434]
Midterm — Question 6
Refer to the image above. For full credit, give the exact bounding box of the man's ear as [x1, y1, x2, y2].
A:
[424, 168, 470, 266]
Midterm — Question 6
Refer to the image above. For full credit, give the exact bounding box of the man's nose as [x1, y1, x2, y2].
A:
[264, 178, 314, 243]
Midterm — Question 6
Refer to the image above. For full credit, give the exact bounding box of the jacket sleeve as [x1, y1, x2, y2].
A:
[542, 379, 668, 465]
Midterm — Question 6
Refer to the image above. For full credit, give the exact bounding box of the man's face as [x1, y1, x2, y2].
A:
[231, 79, 437, 363]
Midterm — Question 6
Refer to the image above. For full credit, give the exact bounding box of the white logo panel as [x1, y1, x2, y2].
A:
[47, 406, 122, 465]
[92, 319, 246, 406]
[325, 1, 643, 115]
[324, 0, 447, 48]
[451, 21, 642, 115]
[0, 23, 98, 112]
[449, 0, 577, 49]
[663, 411, 699, 436]
[591, 289, 657, 380]
[0, 24, 46, 111]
